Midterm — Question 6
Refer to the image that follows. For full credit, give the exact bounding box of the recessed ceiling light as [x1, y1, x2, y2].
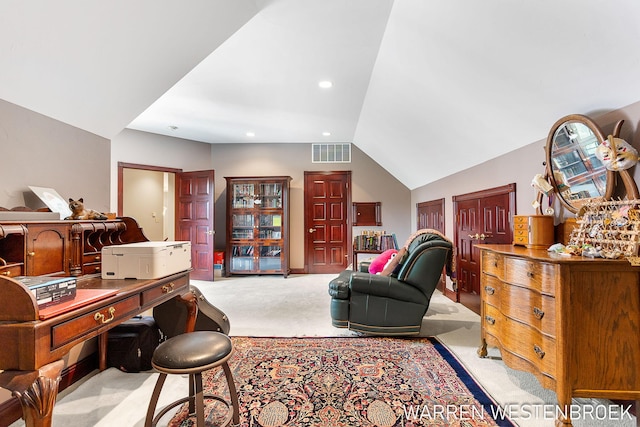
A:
[318, 80, 333, 89]
[322, 132, 331, 136]
[246, 132, 255, 137]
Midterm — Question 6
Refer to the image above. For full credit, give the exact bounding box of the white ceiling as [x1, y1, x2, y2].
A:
[2, 0, 640, 189]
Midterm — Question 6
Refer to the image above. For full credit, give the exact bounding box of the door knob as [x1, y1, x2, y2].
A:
[308, 228, 316, 233]
[479, 233, 492, 240]
[468, 233, 479, 239]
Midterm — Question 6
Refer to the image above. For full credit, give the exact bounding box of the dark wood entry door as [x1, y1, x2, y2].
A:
[304, 171, 351, 274]
[416, 198, 446, 292]
[176, 170, 215, 281]
[453, 184, 515, 314]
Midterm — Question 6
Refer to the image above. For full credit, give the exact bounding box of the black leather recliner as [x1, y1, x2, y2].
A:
[328, 232, 454, 335]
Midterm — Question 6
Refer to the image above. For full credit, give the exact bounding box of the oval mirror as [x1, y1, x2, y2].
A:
[545, 114, 614, 213]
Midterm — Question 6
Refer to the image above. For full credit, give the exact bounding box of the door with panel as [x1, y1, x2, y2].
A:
[453, 184, 515, 314]
[416, 198, 446, 293]
[304, 171, 351, 274]
[175, 170, 215, 281]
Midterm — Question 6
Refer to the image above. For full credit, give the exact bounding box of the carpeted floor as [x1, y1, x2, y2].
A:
[167, 336, 516, 427]
[7, 273, 638, 427]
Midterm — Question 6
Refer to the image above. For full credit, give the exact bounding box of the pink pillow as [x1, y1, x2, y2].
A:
[368, 249, 398, 275]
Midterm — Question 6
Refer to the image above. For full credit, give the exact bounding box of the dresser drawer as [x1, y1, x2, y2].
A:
[140, 274, 189, 307]
[502, 317, 557, 379]
[504, 257, 557, 295]
[51, 295, 140, 348]
[481, 275, 502, 308]
[501, 284, 556, 337]
[481, 251, 503, 278]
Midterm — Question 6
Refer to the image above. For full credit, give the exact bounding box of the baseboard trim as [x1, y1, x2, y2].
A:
[0, 354, 98, 427]
[443, 286, 458, 302]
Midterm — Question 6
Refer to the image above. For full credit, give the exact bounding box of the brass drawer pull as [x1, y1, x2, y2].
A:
[527, 271, 534, 278]
[484, 286, 495, 295]
[1, 271, 10, 276]
[484, 315, 495, 325]
[533, 307, 544, 320]
[533, 344, 545, 359]
[94, 307, 116, 324]
[161, 283, 175, 294]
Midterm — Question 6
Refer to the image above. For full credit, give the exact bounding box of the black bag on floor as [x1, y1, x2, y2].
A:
[153, 284, 231, 338]
[107, 316, 161, 372]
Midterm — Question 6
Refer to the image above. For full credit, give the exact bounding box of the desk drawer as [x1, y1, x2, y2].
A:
[0, 263, 23, 278]
[51, 295, 140, 348]
[141, 274, 189, 307]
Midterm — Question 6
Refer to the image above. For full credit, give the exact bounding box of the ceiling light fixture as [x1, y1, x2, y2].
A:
[322, 132, 331, 136]
[318, 80, 333, 89]
[246, 132, 255, 137]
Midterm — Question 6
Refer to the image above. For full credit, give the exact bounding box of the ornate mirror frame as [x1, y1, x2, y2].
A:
[544, 114, 639, 214]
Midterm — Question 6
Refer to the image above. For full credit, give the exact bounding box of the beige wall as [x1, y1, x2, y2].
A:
[210, 143, 411, 270]
[0, 99, 110, 211]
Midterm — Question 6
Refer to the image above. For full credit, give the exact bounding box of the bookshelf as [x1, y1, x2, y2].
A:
[225, 176, 291, 277]
[352, 230, 398, 270]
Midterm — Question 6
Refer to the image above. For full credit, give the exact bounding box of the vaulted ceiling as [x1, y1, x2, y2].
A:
[2, 0, 640, 189]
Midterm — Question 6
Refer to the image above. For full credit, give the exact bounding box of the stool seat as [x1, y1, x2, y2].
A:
[153, 331, 232, 372]
[145, 331, 240, 427]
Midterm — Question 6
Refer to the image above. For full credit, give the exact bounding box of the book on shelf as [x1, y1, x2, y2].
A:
[353, 233, 397, 252]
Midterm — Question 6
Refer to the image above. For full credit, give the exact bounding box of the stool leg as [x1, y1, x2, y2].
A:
[188, 373, 196, 415]
[145, 373, 168, 427]
[222, 362, 240, 426]
[194, 372, 205, 426]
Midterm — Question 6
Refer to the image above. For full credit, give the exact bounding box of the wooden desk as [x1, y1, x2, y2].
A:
[476, 244, 640, 426]
[0, 270, 191, 427]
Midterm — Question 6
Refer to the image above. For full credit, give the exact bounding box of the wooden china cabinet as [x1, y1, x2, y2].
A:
[225, 176, 291, 277]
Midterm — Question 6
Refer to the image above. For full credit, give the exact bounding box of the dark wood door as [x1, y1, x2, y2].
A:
[453, 184, 515, 314]
[176, 170, 215, 281]
[304, 171, 351, 274]
[416, 198, 446, 292]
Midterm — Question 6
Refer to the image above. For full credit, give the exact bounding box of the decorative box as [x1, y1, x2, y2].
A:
[513, 215, 555, 249]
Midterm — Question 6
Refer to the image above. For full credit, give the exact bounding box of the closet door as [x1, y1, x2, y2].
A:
[453, 184, 515, 314]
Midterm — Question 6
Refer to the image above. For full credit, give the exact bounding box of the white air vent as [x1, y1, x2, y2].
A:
[312, 143, 351, 163]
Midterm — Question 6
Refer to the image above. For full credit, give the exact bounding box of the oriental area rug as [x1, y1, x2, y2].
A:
[168, 336, 515, 427]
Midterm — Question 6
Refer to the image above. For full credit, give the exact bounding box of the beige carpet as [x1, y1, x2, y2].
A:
[9, 274, 638, 427]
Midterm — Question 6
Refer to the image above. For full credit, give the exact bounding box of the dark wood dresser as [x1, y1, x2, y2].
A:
[477, 244, 640, 426]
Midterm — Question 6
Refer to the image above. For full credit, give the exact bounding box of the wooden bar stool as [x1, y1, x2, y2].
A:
[144, 331, 240, 427]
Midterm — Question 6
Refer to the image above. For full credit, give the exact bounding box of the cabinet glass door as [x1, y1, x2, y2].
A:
[258, 214, 282, 239]
[231, 214, 255, 239]
[231, 245, 254, 271]
[232, 183, 255, 208]
[259, 183, 282, 208]
[259, 245, 282, 270]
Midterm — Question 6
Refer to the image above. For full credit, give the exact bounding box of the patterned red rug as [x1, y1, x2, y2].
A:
[168, 336, 514, 427]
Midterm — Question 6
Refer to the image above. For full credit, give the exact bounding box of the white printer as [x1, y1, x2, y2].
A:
[101, 241, 191, 279]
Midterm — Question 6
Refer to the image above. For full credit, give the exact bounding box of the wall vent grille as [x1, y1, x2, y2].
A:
[312, 143, 351, 163]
